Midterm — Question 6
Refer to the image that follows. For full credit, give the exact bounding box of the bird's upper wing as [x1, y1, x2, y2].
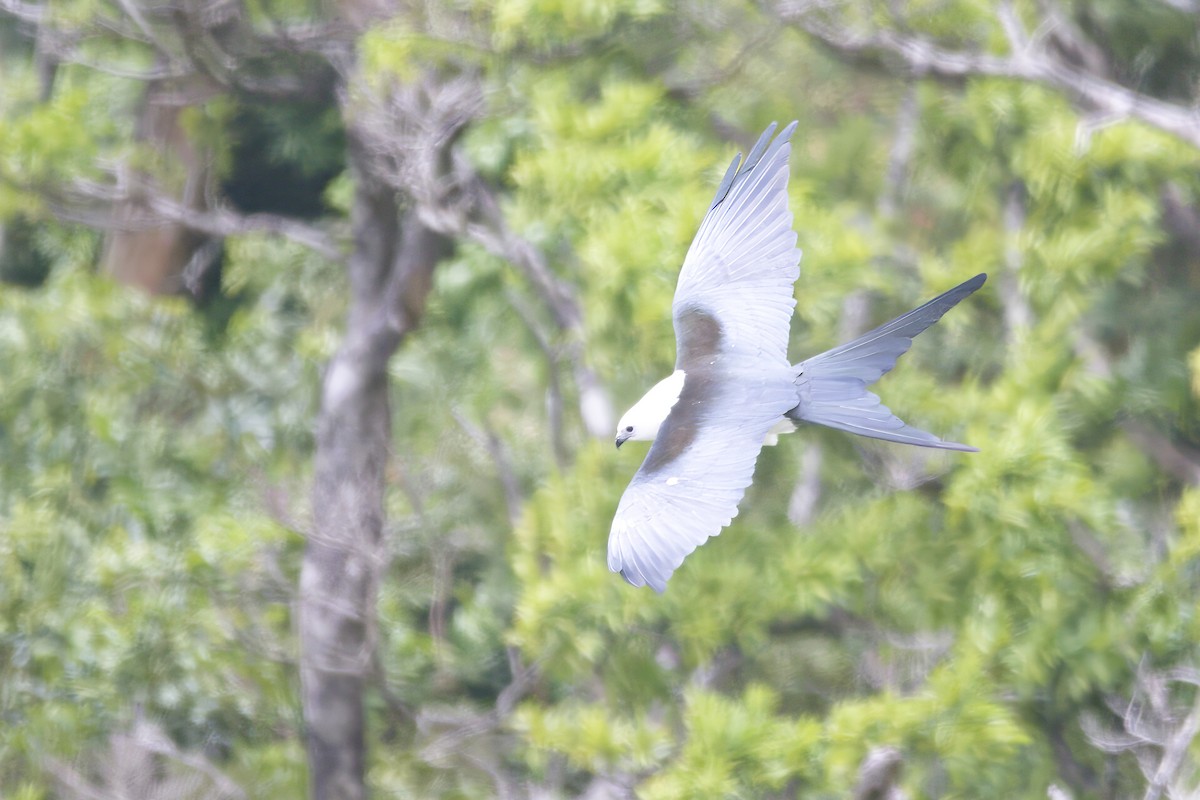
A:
[608, 372, 797, 592]
[609, 122, 804, 592]
[672, 121, 802, 371]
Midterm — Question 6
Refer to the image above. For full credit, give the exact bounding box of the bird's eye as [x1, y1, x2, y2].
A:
[625, 425, 633, 433]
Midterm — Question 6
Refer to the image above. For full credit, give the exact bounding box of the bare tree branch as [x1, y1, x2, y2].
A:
[128, 720, 249, 800]
[1000, 180, 1034, 339]
[853, 746, 906, 800]
[781, 3, 1200, 150]
[878, 81, 920, 220]
[995, 0, 1028, 55]
[352, 71, 614, 441]
[112, 0, 170, 56]
[147, 197, 337, 260]
[0, 0, 42, 22]
[1083, 663, 1200, 799]
[1122, 422, 1200, 487]
[301, 183, 453, 799]
[34, 45, 192, 81]
[788, 442, 823, 525]
[41, 176, 342, 259]
[418, 648, 540, 765]
[45, 718, 246, 800]
[506, 289, 570, 469]
[11, 0, 342, 100]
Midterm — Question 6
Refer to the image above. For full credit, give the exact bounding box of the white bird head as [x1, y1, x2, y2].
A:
[615, 370, 685, 448]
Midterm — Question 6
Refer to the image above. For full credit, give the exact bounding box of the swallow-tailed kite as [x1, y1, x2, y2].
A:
[609, 121, 986, 592]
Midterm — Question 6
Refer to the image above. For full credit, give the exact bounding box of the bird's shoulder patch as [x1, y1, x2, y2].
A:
[675, 304, 724, 371]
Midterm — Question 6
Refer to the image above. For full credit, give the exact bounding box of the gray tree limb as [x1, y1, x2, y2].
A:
[853, 746, 906, 800]
[780, 3, 1200, 150]
[1000, 179, 1033, 339]
[1084, 665, 1200, 799]
[31, 176, 341, 261]
[298, 131, 455, 799]
[349, 74, 614, 440]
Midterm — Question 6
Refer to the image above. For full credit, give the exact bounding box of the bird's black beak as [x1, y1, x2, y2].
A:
[615, 434, 629, 449]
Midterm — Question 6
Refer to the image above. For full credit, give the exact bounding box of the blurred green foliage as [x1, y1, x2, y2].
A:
[3, 0, 1200, 797]
[0, 247, 325, 795]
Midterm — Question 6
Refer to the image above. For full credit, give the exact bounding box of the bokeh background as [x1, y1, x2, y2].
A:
[2, 1, 1199, 798]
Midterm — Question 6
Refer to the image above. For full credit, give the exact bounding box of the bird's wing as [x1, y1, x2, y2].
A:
[607, 123, 803, 592]
[672, 122, 802, 371]
[608, 372, 796, 592]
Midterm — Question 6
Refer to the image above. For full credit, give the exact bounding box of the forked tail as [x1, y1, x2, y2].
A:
[787, 274, 987, 451]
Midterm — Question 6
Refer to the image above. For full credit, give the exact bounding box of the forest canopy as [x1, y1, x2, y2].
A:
[1, 1, 1199, 798]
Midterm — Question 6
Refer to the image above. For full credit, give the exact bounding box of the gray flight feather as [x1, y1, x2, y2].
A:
[608, 122, 803, 592]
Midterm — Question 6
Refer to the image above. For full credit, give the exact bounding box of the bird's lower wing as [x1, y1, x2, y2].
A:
[608, 373, 795, 593]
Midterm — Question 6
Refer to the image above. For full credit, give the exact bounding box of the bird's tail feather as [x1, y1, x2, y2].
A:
[787, 274, 986, 452]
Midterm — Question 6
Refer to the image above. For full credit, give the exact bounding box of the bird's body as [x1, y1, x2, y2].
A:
[609, 121, 987, 593]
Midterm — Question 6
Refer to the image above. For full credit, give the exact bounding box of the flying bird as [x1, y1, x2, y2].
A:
[609, 121, 986, 593]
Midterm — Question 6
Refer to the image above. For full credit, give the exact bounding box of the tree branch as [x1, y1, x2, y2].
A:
[419, 648, 540, 765]
[43, 177, 342, 259]
[299, 61, 461, 797]
[781, 4, 1200, 150]
[0, 0, 42, 22]
[853, 746, 905, 800]
[352, 71, 614, 441]
[44, 718, 246, 800]
[1083, 664, 1200, 799]
[506, 289, 570, 469]
[1122, 422, 1200, 487]
[1000, 180, 1034, 339]
[877, 81, 920, 220]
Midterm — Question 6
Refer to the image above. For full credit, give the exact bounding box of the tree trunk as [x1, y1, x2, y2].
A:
[299, 140, 452, 800]
[102, 79, 215, 296]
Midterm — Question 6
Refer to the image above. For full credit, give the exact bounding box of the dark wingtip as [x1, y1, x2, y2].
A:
[710, 153, 743, 211]
[708, 121, 801, 212]
[742, 121, 782, 174]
